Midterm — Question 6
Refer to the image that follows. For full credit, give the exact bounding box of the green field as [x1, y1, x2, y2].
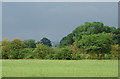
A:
[2, 60, 118, 77]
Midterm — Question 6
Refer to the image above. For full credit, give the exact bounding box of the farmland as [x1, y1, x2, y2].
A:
[2, 60, 118, 77]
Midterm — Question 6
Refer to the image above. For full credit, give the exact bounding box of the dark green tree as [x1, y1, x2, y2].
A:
[59, 33, 74, 47]
[40, 37, 52, 47]
[59, 22, 117, 47]
[75, 32, 114, 59]
[24, 39, 36, 48]
[117, 28, 120, 45]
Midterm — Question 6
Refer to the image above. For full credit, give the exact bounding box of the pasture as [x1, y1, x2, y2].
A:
[2, 60, 118, 77]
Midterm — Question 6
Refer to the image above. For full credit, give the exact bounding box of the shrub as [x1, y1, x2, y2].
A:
[54, 47, 73, 60]
[71, 53, 81, 60]
[110, 44, 120, 59]
[10, 38, 25, 49]
[82, 54, 90, 59]
[33, 44, 54, 59]
[2, 38, 10, 59]
[8, 49, 19, 59]
[7, 39, 25, 59]
[89, 52, 98, 59]
[24, 39, 36, 48]
[104, 54, 112, 60]
[45, 54, 54, 60]
[22, 48, 35, 59]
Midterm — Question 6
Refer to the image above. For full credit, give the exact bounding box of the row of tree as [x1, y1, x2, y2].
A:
[59, 22, 120, 59]
[1, 22, 120, 60]
[2, 37, 53, 59]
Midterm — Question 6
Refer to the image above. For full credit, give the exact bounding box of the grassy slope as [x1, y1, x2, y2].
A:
[2, 60, 118, 77]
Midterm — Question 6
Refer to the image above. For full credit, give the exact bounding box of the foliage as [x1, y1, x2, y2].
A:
[110, 44, 120, 59]
[40, 37, 52, 47]
[8, 39, 25, 59]
[24, 39, 36, 48]
[71, 53, 81, 60]
[104, 54, 112, 60]
[52, 43, 59, 47]
[2, 22, 119, 60]
[54, 47, 73, 60]
[33, 44, 54, 59]
[2, 38, 10, 59]
[9, 38, 25, 49]
[74, 32, 114, 59]
[23, 48, 35, 59]
[59, 33, 74, 47]
[60, 22, 118, 47]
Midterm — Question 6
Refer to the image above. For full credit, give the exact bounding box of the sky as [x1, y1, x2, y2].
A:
[2, 2, 118, 42]
[0, 2, 1, 41]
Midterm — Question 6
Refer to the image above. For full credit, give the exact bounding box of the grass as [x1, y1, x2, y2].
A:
[2, 60, 118, 77]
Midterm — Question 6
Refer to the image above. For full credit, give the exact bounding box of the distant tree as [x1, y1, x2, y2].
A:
[103, 25, 111, 33]
[40, 37, 52, 47]
[10, 38, 25, 49]
[36, 41, 41, 44]
[75, 32, 114, 59]
[2, 38, 10, 59]
[52, 43, 59, 47]
[111, 44, 120, 59]
[59, 22, 115, 47]
[8, 38, 25, 59]
[33, 43, 54, 59]
[88, 22, 104, 34]
[54, 47, 73, 60]
[109, 27, 120, 44]
[117, 28, 120, 45]
[59, 33, 74, 47]
[24, 39, 36, 48]
[110, 26, 117, 34]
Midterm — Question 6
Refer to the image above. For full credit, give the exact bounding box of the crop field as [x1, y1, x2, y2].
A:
[1, 60, 118, 77]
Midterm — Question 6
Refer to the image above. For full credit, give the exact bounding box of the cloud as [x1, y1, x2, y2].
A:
[2, 2, 118, 42]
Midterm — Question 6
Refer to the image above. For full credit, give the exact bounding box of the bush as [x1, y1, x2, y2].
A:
[104, 54, 112, 60]
[45, 54, 54, 60]
[2, 38, 10, 59]
[54, 47, 73, 60]
[8, 49, 19, 59]
[53, 50, 63, 60]
[82, 54, 90, 59]
[8, 48, 34, 59]
[110, 44, 120, 60]
[7, 38, 25, 59]
[33, 44, 54, 59]
[71, 53, 81, 60]
[22, 48, 35, 59]
[24, 39, 36, 48]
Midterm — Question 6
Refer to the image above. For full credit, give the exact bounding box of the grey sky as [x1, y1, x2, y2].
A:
[2, 2, 118, 42]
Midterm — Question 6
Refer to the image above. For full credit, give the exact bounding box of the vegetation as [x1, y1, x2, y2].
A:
[24, 39, 36, 48]
[1, 22, 120, 60]
[1, 22, 119, 77]
[2, 60, 118, 77]
[37, 37, 52, 47]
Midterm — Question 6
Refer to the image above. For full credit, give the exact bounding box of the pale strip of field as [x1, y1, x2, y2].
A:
[2, 60, 118, 77]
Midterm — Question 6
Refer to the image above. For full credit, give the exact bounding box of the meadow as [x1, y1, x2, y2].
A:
[1, 22, 120, 77]
[2, 60, 118, 77]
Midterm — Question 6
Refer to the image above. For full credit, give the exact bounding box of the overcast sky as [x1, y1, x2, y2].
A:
[2, 2, 118, 42]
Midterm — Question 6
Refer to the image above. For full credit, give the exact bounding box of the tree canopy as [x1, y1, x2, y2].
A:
[60, 22, 119, 47]
[40, 37, 52, 47]
[24, 39, 36, 48]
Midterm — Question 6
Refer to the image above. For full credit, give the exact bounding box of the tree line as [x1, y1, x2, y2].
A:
[1, 22, 120, 60]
